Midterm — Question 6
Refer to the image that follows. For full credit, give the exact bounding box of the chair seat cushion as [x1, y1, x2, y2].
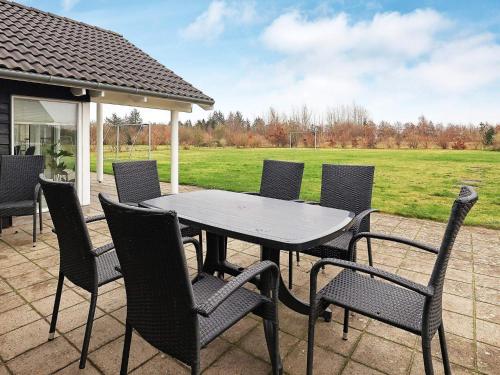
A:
[193, 273, 266, 346]
[0, 200, 34, 216]
[302, 231, 353, 260]
[319, 269, 424, 334]
[96, 249, 122, 286]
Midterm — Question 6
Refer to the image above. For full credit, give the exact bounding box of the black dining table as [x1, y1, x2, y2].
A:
[141, 189, 354, 319]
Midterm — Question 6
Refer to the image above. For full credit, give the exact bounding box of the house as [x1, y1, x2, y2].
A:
[0, 0, 214, 216]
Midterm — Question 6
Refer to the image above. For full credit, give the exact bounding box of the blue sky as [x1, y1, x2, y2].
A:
[18, 0, 500, 124]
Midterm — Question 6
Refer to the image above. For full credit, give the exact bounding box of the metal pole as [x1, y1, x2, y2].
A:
[148, 124, 151, 160]
[289, 133, 292, 148]
[115, 124, 119, 160]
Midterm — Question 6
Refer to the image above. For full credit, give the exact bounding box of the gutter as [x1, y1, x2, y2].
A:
[0, 68, 215, 108]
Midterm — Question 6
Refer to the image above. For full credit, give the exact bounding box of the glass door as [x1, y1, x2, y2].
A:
[13, 97, 78, 184]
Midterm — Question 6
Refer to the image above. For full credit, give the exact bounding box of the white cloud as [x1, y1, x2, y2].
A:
[251, 8, 500, 123]
[181, 1, 257, 41]
[61, 0, 79, 12]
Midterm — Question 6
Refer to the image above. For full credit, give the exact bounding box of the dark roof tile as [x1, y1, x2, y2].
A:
[0, 0, 214, 104]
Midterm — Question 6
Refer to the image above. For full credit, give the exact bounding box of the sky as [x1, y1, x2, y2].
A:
[16, 0, 500, 124]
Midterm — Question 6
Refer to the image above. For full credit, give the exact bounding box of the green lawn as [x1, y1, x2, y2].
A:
[91, 147, 500, 229]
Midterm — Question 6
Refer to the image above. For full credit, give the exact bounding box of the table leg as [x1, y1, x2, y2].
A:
[203, 232, 242, 277]
[261, 247, 332, 321]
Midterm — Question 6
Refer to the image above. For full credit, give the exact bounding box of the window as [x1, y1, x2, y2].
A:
[13, 97, 78, 183]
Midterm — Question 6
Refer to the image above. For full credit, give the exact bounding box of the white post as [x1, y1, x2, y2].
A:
[170, 110, 179, 194]
[80, 102, 91, 205]
[96, 103, 104, 182]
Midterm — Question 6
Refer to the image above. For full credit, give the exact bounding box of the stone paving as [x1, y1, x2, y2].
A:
[0, 173, 498, 374]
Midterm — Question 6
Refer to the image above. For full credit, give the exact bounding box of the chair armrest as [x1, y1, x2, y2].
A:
[242, 192, 260, 196]
[182, 237, 203, 274]
[194, 260, 279, 317]
[34, 183, 42, 203]
[350, 208, 378, 233]
[91, 242, 115, 257]
[85, 214, 106, 224]
[311, 258, 434, 297]
[349, 232, 439, 254]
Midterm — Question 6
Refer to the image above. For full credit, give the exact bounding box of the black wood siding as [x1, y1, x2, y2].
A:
[0, 78, 90, 155]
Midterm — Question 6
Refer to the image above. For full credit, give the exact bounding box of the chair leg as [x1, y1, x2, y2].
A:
[263, 320, 282, 375]
[288, 251, 293, 290]
[39, 199, 43, 232]
[438, 324, 451, 375]
[120, 322, 133, 375]
[198, 232, 203, 253]
[296, 251, 300, 263]
[48, 272, 64, 340]
[79, 292, 98, 369]
[367, 238, 373, 266]
[422, 338, 434, 375]
[32, 209, 37, 245]
[342, 308, 349, 340]
[306, 309, 317, 375]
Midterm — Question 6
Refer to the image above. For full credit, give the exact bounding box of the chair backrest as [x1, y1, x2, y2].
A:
[13, 145, 20, 155]
[259, 159, 304, 200]
[25, 146, 36, 155]
[320, 164, 375, 232]
[112, 160, 162, 204]
[423, 186, 477, 338]
[0, 155, 44, 203]
[39, 176, 97, 291]
[99, 193, 198, 365]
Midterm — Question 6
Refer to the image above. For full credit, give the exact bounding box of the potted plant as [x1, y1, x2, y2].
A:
[46, 142, 73, 181]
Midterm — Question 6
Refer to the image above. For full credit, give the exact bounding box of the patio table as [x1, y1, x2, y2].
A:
[141, 189, 354, 318]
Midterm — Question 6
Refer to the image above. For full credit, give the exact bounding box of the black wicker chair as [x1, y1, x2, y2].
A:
[230, 159, 304, 282]
[99, 194, 282, 375]
[0, 155, 44, 244]
[248, 159, 305, 200]
[39, 176, 122, 369]
[291, 164, 376, 289]
[306, 186, 478, 375]
[25, 145, 35, 155]
[112, 160, 202, 244]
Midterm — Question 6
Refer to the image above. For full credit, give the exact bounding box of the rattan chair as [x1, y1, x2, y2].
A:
[112, 160, 202, 243]
[99, 194, 282, 375]
[25, 146, 35, 155]
[0, 155, 44, 244]
[231, 159, 304, 283]
[291, 164, 376, 289]
[306, 186, 477, 375]
[39, 176, 122, 369]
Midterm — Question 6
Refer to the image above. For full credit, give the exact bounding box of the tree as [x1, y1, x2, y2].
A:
[125, 109, 142, 124]
[479, 122, 495, 147]
[105, 113, 123, 126]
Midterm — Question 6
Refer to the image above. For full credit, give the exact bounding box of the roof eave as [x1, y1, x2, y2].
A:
[0, 68, 215, 110]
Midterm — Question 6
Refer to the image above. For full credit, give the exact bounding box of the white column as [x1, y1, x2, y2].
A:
[79, 102, 91, 205]
[170, 110, 179, 194]
[96, 103, 104, 182]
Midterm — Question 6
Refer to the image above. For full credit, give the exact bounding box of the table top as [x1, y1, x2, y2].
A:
[141, 190, 354, 251]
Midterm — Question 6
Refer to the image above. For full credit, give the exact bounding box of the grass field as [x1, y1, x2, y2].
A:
[91, 147, 500, 229]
